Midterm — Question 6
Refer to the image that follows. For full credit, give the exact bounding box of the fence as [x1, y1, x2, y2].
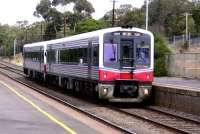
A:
[166, 53, 200, 79]
[168, 33, 200, 49]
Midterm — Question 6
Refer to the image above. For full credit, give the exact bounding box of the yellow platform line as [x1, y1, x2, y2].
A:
[0, 81, 77, 134]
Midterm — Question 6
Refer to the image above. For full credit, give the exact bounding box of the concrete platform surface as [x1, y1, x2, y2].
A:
[154, 77, 200, 90]
[153, 77, 200, 116]
[0, 74, 121, 134]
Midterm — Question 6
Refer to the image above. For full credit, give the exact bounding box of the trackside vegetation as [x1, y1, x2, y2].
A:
[154, 33, 171, 76]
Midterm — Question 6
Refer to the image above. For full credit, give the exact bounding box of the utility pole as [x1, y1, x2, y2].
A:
[13, 38, 17, 58]
[25, 28, 28, 43]
[64, 16, 66, 37]
[186, 12, 188, 41]
[41, 23, 43, 41]
[145, 0, 149, 30]
[185, 12, 192, 41]
[111, 0, 117, 27]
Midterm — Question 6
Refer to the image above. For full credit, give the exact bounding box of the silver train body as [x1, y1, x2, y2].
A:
[23, 27, 154, 103]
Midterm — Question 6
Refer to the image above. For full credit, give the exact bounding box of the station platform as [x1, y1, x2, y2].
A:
[0, 74, 121, 134]
[153, 77, 200, 116]
[154, 77, 200, 90]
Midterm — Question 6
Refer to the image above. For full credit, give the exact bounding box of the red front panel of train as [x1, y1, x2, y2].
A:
[99, 69, 153, 82]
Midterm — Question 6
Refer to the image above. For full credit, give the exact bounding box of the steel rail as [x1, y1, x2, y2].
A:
[0, 62, 135, 134]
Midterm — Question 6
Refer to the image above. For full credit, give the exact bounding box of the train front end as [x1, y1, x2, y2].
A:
[98, 28, 154, 103]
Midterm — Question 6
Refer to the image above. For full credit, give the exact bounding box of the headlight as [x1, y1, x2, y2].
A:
[144, 89, 149, 95]
[103, 88, 108, 95]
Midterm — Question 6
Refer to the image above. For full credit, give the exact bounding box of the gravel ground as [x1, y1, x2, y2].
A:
[1, 62, 199, 134]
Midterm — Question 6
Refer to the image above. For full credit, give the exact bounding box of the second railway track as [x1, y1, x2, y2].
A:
[111, 106, 200, 134]
[0, 61, 200, 134]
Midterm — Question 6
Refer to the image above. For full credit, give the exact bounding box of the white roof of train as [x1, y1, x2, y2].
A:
[24, 27, 153, 48]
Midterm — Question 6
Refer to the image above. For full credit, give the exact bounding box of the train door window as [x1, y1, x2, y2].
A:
[88, 42, 92, 65]
[120, 39, 134, 67]
[41, 52, 44, 62]
[47, 50, 56, 63]
[93, 45, 99, 66]
[82, 48, 88, 64]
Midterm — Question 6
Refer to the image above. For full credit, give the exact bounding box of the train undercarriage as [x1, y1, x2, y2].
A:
[24, 68, 152, 103]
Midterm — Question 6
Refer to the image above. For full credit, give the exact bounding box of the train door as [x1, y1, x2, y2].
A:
[40, 47, 42, 71]
[120, 39, 135, 68]
[48, 45, 52, 72]
[120, 39, 135, 79]
[88, 41, 92, 79]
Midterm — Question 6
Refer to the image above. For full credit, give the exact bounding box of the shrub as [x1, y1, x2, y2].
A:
[154, 33, 171, 76]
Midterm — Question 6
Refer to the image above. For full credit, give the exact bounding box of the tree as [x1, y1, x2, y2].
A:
[63, 11, 84, 32]
[52, 0, 94, 32]
[52, 0, 94, 16]
[154, 33, 171, 76]
[73, 0, 94, 16]
[75, 19, 105, 34]
[101, 4, 134, 27]
[147, 0, 193, 36]
[117, 8, 145, 28]
[34, 0, 63, 40]
[192, 5, 200, 33]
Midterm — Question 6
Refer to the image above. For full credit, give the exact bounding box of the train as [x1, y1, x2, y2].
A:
[23, 27, 154, 103]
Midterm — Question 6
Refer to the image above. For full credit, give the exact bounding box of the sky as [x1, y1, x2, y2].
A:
[0, 0, 145, 26]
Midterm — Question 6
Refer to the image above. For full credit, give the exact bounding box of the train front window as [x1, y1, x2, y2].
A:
[135, 39, 150, 68]
[103, 33, 119, 68]
[103, 31, 151, 69]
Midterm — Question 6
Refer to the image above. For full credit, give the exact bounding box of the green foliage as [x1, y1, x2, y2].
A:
[192, 5, 200, 33]
[154, 33, 171, 76]
[147, 0, 193, 36]
[34, 0, 63, 40]
[52, 0, 94, 16]
[64, 12, 84, 31]
[117, 8, 145, 28]
[101, 4, 135, 27]
[73, 0, 95, 15]
[154, 57, 168, 76]
[75, 19, 105, 34]
[0, 25, 23, 56]
[34, 0, 95, 40]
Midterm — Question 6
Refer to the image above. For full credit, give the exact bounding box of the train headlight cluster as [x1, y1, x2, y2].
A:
[103, 88, 109, 95]
[144, 89, 149, 95]
[99, 84, 114, 99]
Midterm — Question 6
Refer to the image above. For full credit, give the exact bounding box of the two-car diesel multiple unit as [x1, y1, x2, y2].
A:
[23, 27, 154, 103]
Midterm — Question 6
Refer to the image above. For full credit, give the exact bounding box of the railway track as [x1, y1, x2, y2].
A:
[110, 106, 200, 134]
[0, 61, 200, 134]
[0, 61, 134, 134]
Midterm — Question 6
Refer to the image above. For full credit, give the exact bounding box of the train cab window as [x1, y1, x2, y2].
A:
[135, 36, 151, 68]
[104, 43, 117, 63]
[103, 33, 119, 68]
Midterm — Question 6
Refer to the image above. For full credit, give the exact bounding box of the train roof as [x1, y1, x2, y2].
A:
[23, 27, 153, 48]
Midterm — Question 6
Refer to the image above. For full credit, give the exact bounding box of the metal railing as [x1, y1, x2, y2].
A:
[168, 33, 200, 49]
